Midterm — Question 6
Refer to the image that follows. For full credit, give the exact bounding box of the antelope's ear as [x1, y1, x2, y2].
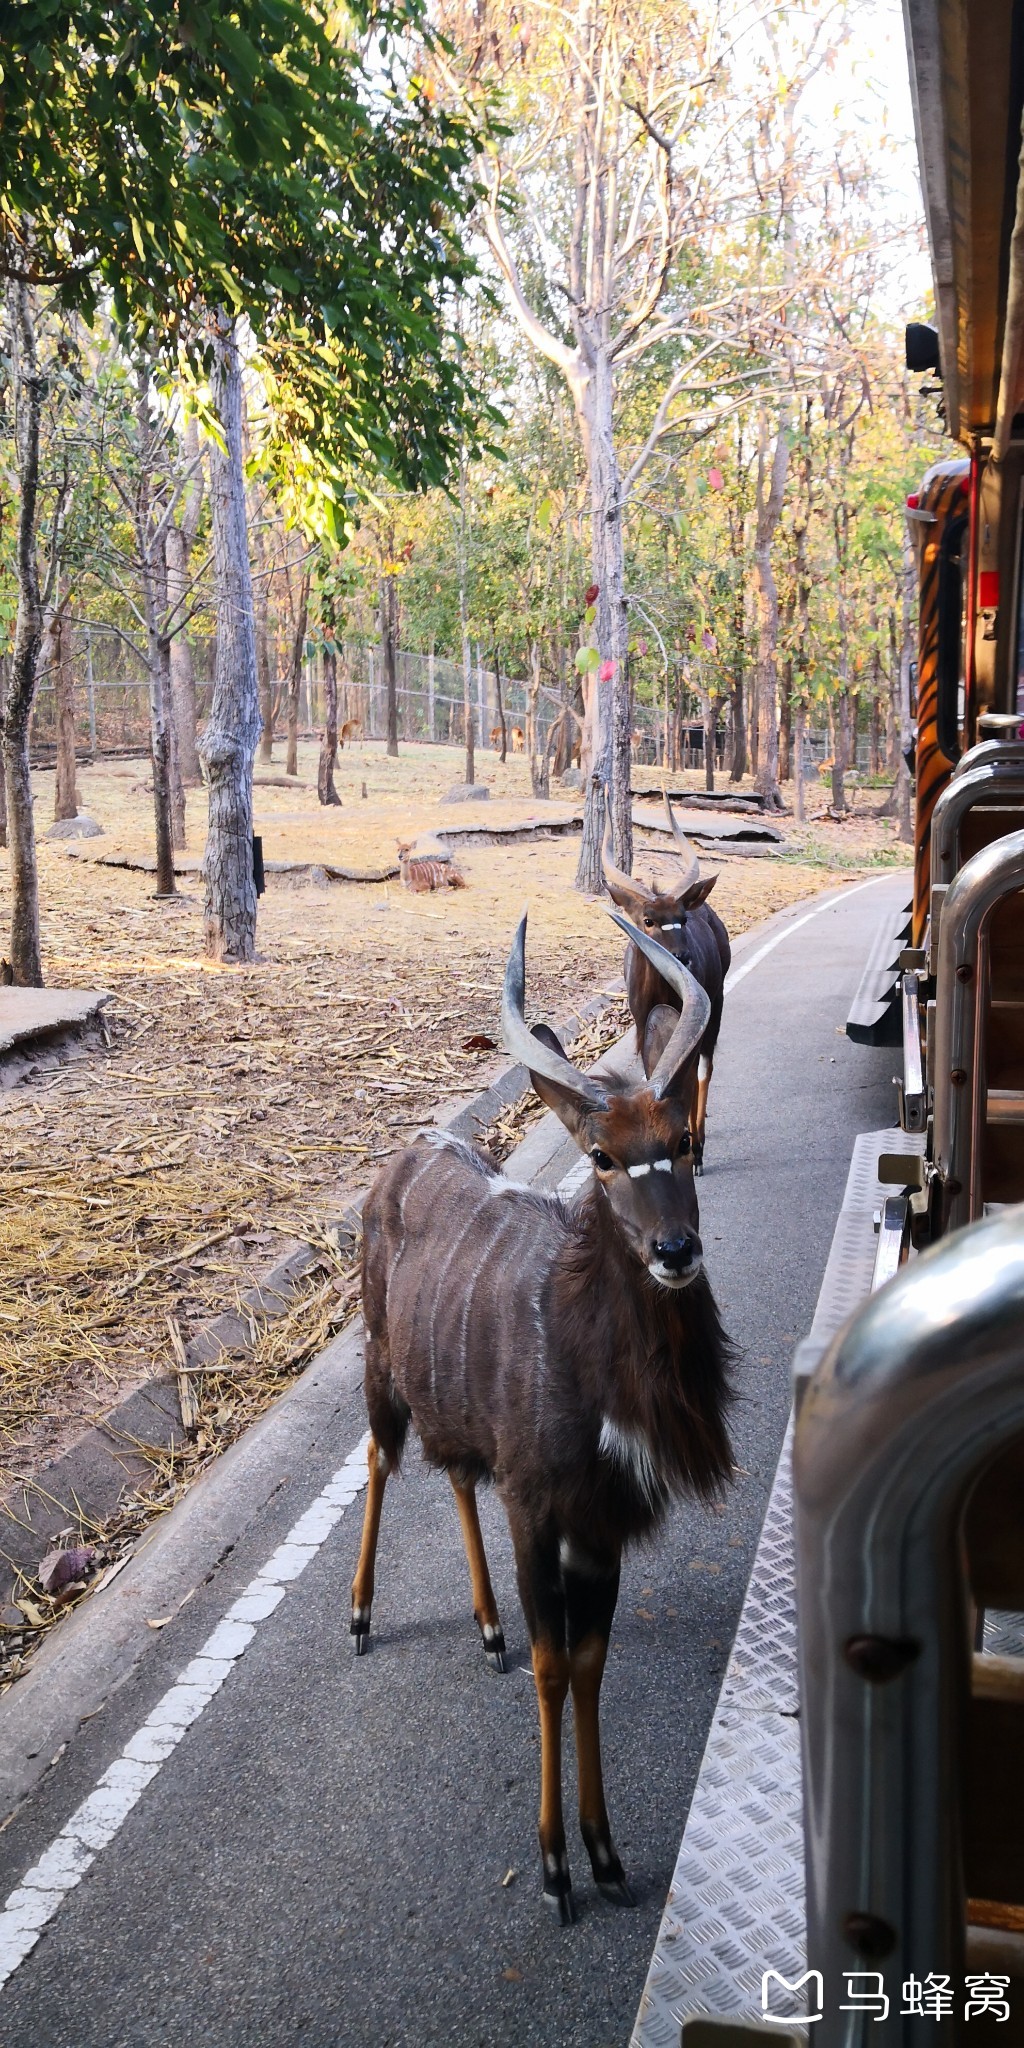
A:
[683, 874, 718, 907]
[642, 1002, 680, 1080]
[526, 1025, 592, 1143]
[604, 875, 650, 921]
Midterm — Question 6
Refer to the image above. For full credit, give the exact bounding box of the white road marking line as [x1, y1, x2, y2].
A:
[0, 1430, 372, 1990]
[724, 874, 897, 996]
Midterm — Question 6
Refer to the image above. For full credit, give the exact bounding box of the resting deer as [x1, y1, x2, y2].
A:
[353, 914, 733, 1923]
[603, 793, 731, 1173]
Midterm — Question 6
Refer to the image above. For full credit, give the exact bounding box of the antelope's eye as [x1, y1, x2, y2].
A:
[590, 1147, 615, 1172]
[644, 917, 656, 928]
[676, 1133, 691, 1157]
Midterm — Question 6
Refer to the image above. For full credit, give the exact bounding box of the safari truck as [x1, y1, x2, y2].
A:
[631, 5, 1024, 2040]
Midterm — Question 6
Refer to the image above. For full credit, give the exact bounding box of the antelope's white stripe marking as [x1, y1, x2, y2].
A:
[697, 1055, 710, 1083]
[454, 1211, 509, 1408]
[598, 1417, 664, 1511]
[626, 1158, 672, 1178]
[659, 921, 684, 931]
[391, 1152, 438, 1272]
[0, 1430, 372, 1991]
[426, 1202, 481, 1413]
[723, 875, 893, 997]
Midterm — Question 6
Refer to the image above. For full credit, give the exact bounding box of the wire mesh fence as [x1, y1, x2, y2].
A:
[25, 625, 873, 777]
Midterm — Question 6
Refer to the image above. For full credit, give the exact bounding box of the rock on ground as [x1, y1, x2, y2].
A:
[46, 814, 103, 839]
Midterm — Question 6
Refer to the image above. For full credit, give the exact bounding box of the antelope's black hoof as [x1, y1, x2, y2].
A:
[597, 1877, 636, 1908]
[541, 1850, 575, 1924]
[350, 1606, 371, 1654]
[543, 1883, 577, 1926]
[479, 1621, 508, 1673]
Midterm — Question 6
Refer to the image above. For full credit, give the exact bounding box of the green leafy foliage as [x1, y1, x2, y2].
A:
[0, 0, 496, 493]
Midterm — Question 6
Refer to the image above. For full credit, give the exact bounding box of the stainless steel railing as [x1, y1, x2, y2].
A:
[954, 738, 1024, 778]
[795, 1204, 1024, 2048]
[928, 763, 1024, 977]
[932, 829, 1024, 1231]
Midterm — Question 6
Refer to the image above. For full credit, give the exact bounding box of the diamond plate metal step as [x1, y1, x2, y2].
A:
[632, 1122, 1024, 2046]
[632, 1126, 921, 2048]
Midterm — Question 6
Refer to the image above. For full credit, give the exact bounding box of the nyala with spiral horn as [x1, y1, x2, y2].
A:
[603, 793, 731, 1172]
[353, 912, 734, 1923]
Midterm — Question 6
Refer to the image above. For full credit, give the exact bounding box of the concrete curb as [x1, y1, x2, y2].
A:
[0, 980, 623, 1600]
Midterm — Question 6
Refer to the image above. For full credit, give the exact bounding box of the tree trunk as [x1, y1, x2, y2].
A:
[493, 644, 507, 762]
[199, 316, 260, 964]
[728, 444, 747, 781]
[526, 643, 549, 798]
[319, 641, 342, 805]
[51, 610, 78, 821]
[3, 283, 45, 985]
[254, 519, 273, 764]
[461, 624, 474, 784]
[165, 623, 187, 852]
[145, 609, 177, 895]
[779, 687, 791, 786]
[794, 700, 806, 822]
[134, 366, 177, 896]
[0, 658, 8, 849]
[575, 354, 628, 889]
[384, 569, 399, 760]
[753, 404, 790, 809]
[832, 691, 854, 816]
[166, 522, 201, 783]
[286, 569, 310, 778]
[699, 681, 716, 793]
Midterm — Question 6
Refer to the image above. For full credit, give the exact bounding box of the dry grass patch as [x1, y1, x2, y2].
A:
[1, 740, 910, 1502]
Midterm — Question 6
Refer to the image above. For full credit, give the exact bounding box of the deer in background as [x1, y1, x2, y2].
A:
[603, 793, 731, 1173]
[353, 914, 733, 1923]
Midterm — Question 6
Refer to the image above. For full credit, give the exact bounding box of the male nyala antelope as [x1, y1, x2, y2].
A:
[353, 914, 734, 1922]
[603, 793, 731, 1173]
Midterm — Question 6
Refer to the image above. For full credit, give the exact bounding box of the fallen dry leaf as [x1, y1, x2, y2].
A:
[38, 1545, 96, 1596]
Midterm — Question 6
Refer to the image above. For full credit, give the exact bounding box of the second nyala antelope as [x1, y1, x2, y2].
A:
[603, 793, 731, 1172]
[353, 913, 734, 1923]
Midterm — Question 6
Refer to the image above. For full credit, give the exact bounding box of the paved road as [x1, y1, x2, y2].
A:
[0, 875, 906, 2048]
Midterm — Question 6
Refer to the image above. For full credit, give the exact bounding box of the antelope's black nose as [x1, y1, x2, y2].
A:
[653, 1236, 699, 1272]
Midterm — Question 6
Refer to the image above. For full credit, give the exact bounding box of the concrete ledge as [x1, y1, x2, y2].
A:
[0, 988, 109, 1058]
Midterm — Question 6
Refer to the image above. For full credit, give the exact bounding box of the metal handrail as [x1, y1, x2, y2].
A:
[929, 762, 1024, 895]
[933, 830, 1024, 1232]
[954, 738, 1024, 778]
[794, 1204, 1024, 2047]
[899, 971, 925, 1132]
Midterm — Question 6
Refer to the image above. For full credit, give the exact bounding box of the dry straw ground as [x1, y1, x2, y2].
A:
[0, 738, 909, 1521]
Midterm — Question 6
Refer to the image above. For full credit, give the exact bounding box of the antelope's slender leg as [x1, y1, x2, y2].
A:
[449, 1476, 507, 1672]
[564, 1558, 633, 1904]
[693, 1054, 711, 1174]
[532, 1638, 573, 1921]
[510, 1514, 575, 1922]
[350, 1435, 388, 1654]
